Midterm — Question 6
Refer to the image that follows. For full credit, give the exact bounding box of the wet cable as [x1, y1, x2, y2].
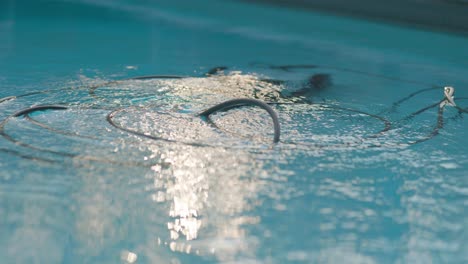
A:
[198, 98, 281, 143]
[1, 68, 467, 165]
[203, 101, 393, 148]
[200, 65, 466, 146]
[106, 107, 211, 147]
[0, 105, 155, 167]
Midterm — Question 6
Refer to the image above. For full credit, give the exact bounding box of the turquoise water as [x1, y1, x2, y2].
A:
[1, 0, 468, 263]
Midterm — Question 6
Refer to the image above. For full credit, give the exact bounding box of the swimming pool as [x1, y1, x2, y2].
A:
[1, 0, 467, 263]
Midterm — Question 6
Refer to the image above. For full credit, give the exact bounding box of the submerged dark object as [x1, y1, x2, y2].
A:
[205, 65, 332, 100]
[206, 66, 228, 76]
[269, 64, 317, 72]
[308, 73, 332, 90]
[290, 73, 332, 97]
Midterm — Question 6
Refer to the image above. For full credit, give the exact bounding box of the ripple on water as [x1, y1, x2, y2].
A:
[0, 71, 467, 263]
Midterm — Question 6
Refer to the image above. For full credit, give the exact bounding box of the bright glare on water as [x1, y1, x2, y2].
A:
[0, 0, 467, 263]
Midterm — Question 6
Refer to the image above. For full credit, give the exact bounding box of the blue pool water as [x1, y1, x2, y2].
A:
[1, 0, 467, 263]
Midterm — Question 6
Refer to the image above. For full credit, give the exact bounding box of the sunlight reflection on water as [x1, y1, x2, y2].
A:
[1, 69, 467, 263]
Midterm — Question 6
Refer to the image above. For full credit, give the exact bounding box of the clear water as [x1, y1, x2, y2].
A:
[1, 0, 467, 263]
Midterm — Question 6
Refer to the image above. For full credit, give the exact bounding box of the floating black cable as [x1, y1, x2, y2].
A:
[0, 72, 305, 162]
[0, 105, 156, 167]
[410, 105, 445, 145]
[13, 105, 69, 117]
[1, 73, 288, 158]
[249, 62, 436, 87]
[391, 87, 440, 109]
[202, 101, 392, 148]
[22, 100, 174, 142]
[223, 63, 443, 106]
[0, 105, 87, 158]
[0, 105, 70, 138]
[195, 78, 465, 148]
[198, 98, 281, 143]
[23, 113, 99, 140]
[18, 101, 276, 149]
[106, 108, 213, 147]
[399, 97, 468, 145]
[0, 96, 16, 104]
[402, 101, 442, 121]
[1, 68, 467, 166]
[250, 64, 468, 141]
